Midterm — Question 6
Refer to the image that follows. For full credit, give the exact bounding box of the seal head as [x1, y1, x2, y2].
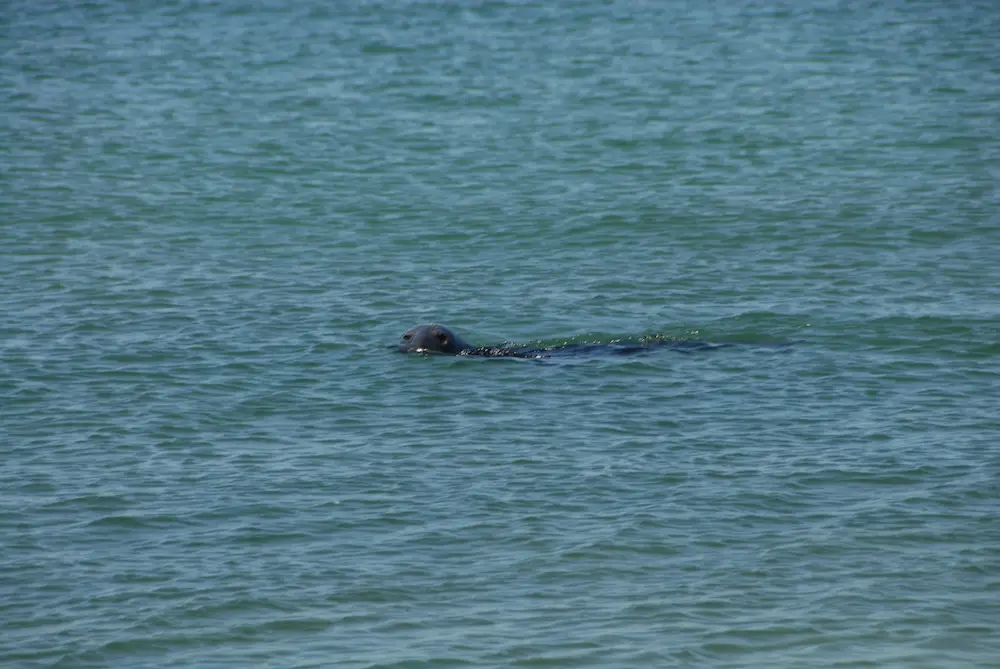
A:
[398, 323, 473, 354]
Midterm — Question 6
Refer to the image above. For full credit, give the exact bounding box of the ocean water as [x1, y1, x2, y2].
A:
[2, 0, 999, 667]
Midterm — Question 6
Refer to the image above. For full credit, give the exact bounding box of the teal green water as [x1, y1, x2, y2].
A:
[3, 0, 999, 667]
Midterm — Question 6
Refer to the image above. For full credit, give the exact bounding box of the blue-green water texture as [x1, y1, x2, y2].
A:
[2, 0, 999, 667]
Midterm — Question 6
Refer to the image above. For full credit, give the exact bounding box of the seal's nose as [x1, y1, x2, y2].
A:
[398, 332, 413, 351]
[398, 330, 422, 353]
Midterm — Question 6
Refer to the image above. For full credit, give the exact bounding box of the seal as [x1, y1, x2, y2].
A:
[397, 323, 735, 358]
[398, 323, 474, 354]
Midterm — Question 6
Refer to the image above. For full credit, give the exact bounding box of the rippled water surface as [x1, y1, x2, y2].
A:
[2, 0, 999, 667]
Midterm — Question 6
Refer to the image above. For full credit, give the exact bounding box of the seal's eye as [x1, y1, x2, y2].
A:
[402, 334, 411, 341]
